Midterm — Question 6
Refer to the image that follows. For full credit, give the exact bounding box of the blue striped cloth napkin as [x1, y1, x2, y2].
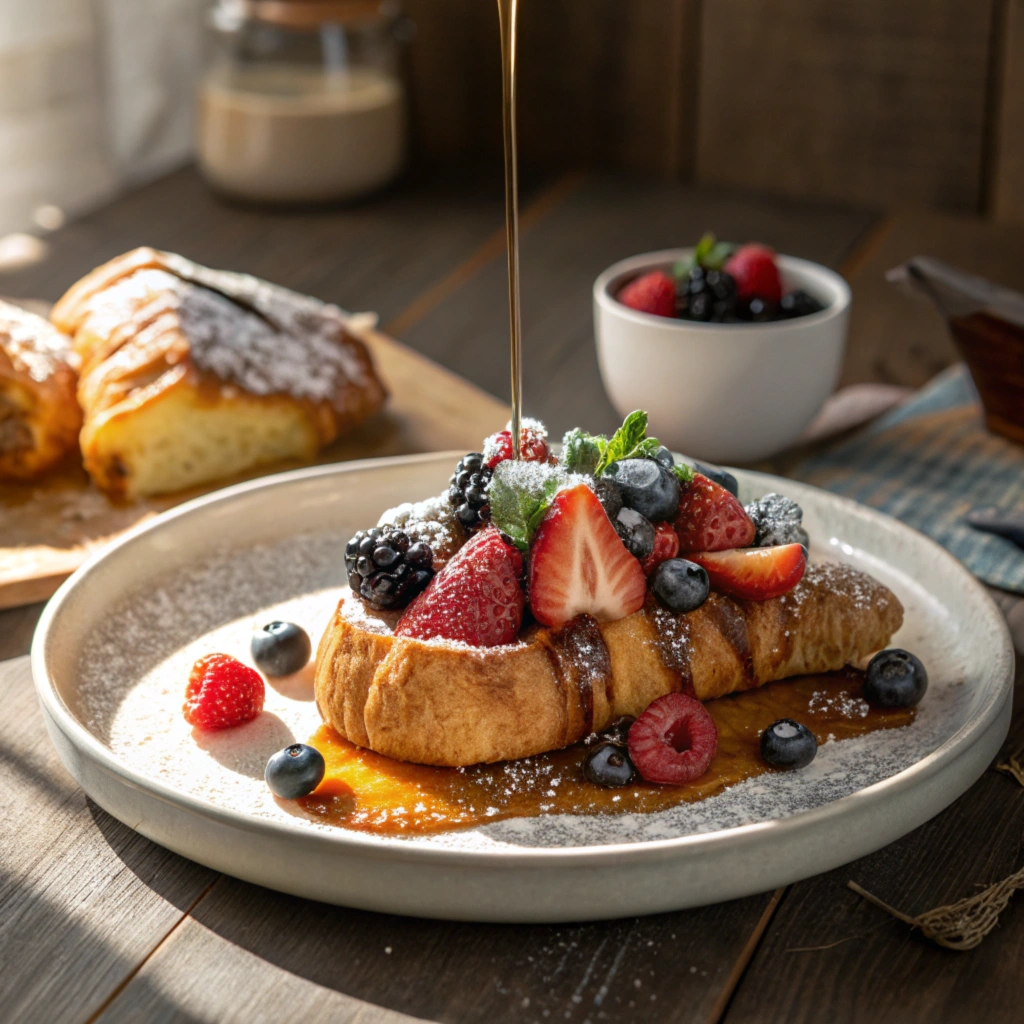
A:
[787, 364, 1024, 595]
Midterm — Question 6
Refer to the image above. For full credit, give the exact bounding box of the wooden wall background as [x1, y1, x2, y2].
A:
[402, 0, 1024, 222]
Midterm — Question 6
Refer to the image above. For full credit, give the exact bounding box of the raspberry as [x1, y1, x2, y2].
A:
[724, 244, 782, 303]
[184, 654, 265, 730]
[482, 424, 550, 470]
[628, 693, 718, 784]
[618, 270, 676, 318]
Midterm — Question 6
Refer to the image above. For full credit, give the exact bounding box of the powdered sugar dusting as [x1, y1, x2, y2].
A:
[377, 492, 468, 568]
[72, 527, 976, 851]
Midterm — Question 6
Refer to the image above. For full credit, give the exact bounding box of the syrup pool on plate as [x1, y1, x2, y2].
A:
[294, 668, 914, 837]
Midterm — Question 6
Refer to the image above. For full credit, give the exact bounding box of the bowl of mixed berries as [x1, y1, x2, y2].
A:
[594, 235, 851, 463]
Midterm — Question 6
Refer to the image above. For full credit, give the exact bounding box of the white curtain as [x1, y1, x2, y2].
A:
[0, 0, 205, 236]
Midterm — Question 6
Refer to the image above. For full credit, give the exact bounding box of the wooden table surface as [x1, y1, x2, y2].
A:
[1, 167, 1022, 1024]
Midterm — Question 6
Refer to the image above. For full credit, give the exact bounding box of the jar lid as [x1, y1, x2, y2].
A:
[245, 0, 398, 29]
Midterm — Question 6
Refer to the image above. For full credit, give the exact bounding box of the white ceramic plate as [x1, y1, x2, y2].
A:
[32, 454, 1014, 922]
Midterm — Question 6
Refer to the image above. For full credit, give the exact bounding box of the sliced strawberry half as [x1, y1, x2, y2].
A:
[674, 473, 755, 552]
[396, 526, 524, 646]
[688, 543, 807, 601]
[642, 521, 680, 576]
[529, 483, 646, 628]
[628, 693, 718, 785]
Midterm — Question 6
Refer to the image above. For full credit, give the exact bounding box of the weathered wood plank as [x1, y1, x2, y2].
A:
[404, 1, 697, 177]
[0, 603, 44, 661]
[400, 176, 876, 438]
[992, 0, 1024, 224]
[0, 657, 218, 1023]
[723, 657, 1024, 1024]
[696, 0, 995, 211]
[840, 210, 1024, 388]
[98, 873, 779, 1024]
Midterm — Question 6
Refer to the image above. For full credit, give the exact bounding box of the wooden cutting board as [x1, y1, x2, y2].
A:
[0, 322, 508, 610]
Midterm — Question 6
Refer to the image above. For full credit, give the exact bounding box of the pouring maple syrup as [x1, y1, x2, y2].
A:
[497, 0, 524, 458]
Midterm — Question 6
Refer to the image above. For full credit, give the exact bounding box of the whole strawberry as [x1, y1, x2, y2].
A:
[396, 526, 525, 646]
[674, 473, 756, 552]
[724, 244, 782, 303]
[184, 654, 265, 730]
[618, 271, 676, 318]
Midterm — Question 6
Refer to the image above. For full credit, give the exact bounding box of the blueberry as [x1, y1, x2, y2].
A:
[251, 621, 312, 677]
[694, 462, 739, 497]
[594, 477, 624, 520]
[605, 458, 680, 521]
[865, 649, 928, 708]
[614, 507, 656, 560]
[583, 741, 635, 788]
[780, 290, 825, 318]
[651, 558, 710, 614]
[654, 446, 675, 469]
[760, 719, 817, 769]
[265, 743, 326, 799]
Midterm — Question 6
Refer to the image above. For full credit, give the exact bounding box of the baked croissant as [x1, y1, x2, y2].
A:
[314, 561, 904, 766]
[0, 299, 81, 481]
[51, 248, 387, 499]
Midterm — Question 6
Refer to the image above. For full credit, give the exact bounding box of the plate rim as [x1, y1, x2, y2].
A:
[31, 453, 1016, 867]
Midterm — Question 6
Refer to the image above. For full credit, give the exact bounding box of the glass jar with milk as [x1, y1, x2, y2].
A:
[199, 0, 408, 203]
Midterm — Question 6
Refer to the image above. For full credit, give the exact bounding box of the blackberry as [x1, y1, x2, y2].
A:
[448, 452, 493, 529]
[345, 527, 434, 610]
[677, 268, 739, 323]
[745, 493, 809, 548]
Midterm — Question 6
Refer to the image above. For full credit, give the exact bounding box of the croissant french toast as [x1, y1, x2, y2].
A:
[50, 248, 386, 499]
[0, 299, 81, 481]
[315, 562, 903, 766]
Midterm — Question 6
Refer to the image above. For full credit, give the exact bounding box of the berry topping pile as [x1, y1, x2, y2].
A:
[347, 410, 813, 640]
[251, 621, 311, 677]
[617, 233, 826, 324]
[396, 526, 525, 647]
[184, 654, 265, 731]
[346, 527, 434, 611]
[627, 693, 718, 785]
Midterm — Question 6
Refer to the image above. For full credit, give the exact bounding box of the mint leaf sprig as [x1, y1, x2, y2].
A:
[561, 410, 671, 477]
[673, 232, 735, 280]
[489, 463, 560, 552]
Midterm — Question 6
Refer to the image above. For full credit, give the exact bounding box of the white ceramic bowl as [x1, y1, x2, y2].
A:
[594, 249, 852, 463]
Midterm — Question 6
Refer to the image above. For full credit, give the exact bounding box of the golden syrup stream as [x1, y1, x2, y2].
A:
[296, 669, 914, 837]
[497, 0, 524, 458]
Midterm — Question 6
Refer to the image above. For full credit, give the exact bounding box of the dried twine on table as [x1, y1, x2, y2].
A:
[847, 750, 1024, 951]
[848, 868, 1024, 951]
[995, 747, 1024, 787]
